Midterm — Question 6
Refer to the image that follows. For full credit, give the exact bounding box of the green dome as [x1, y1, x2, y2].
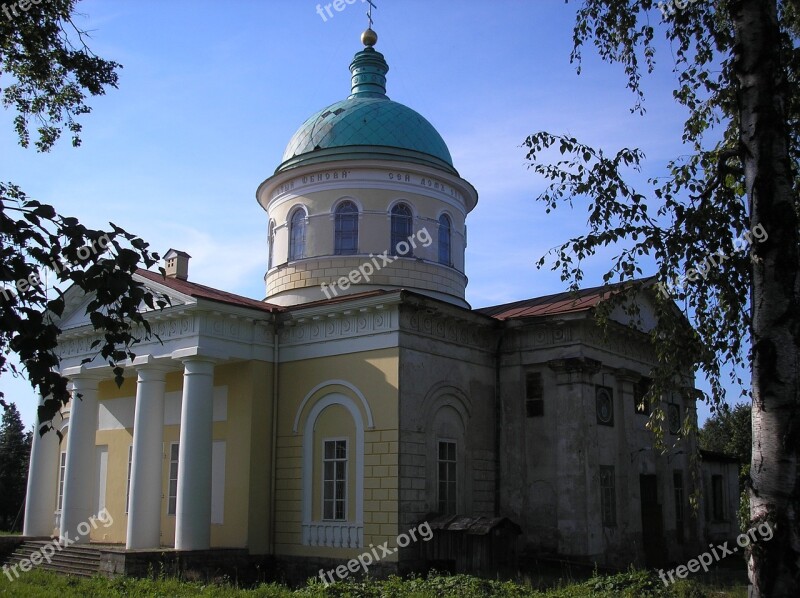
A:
[277, 41, 455, 174]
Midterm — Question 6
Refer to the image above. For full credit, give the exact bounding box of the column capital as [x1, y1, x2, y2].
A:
[61, 365, 105, 386]
[133, 355, 173, 383]
[131, 354, 174, 372]
[171, 347, 226, 363]
[179, 357, 217, 378]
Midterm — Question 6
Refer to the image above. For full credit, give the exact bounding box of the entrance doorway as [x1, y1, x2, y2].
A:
[640, 474, 666, 565]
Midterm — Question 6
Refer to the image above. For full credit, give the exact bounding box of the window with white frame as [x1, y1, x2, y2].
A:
[267, 221, 276, 269]
[168, 443, 179, 515]
[57, 451, 67, 511]
[438, 213, 452, 265]
[125, 445, 133, 514]
[289, 209, 306, 261]
[438, 440, 457, 514]
[322, 439, 347, 521]
[334, 201, 359, 255]
[390, 203, 413, 256]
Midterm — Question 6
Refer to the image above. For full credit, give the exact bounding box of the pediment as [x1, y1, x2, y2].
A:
[608, 293, 659, 333]
[57, 275, 193, 332]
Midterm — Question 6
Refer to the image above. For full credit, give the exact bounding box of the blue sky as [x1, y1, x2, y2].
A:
[1, 0, 747, 429]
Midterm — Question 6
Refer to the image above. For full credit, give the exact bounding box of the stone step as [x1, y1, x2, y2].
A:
[3, 540, 103, 578]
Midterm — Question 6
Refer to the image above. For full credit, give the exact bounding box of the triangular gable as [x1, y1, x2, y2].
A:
[608, 291, 661, 333]
[56, 274, 194, 332]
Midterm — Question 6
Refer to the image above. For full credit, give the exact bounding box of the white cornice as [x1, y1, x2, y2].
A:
[256, 160, 478, 214]
[281, 292, 402, 324]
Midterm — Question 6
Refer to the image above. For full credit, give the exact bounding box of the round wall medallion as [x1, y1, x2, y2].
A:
[596, 387, 613, 424]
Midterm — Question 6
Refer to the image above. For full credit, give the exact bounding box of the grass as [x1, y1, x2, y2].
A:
[0, 568, 749, 597]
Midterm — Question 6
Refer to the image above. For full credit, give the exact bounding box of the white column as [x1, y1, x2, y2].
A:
[174, 358, 215, 550]
[59, 376, 99, 543]
[126, 365, 168, 549]
[23, 396, 60, 537]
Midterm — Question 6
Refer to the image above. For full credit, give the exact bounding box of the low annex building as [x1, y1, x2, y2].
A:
[22, 27, 739, 578]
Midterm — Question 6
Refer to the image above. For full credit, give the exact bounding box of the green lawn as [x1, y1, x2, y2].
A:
[0, 569, 749, 597]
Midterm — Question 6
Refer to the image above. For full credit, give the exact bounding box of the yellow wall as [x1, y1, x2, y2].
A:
[82, 360, 273, 549]
[56, 346, 397, 558]
[274, 347, 400, 560]
[90, 376, 137, 543]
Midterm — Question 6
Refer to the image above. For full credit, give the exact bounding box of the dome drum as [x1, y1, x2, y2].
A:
[257, 30, 478, 308]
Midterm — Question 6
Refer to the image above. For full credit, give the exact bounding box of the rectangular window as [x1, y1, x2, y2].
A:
[600, 465, 616, 527]
[525, 372, 544, 417]
[635, 377, 652, 415]
[712, 474, 725, 521]
[322, 439, 347, 521]
[673, 470, 685, 544]
[334, 209, 359, 255]
[168, 443, 179, 516]
[390, 205, 413, 256]
[57, 451, 67, 512]
[125, 445, 133, 514]
[438, 440, 457, 514]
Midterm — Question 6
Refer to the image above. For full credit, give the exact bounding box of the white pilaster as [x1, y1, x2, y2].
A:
[22, 396, 60, 537]
[126, 365, 168, 549]
[59, 376, 99, 543]
[174, 358, 215, 550]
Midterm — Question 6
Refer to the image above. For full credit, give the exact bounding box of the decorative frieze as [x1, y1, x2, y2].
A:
[505, 323, 574, 351]
[400, 308, 494, 350]
[57, 311, 274, 364]
[279, 308, 394, 346]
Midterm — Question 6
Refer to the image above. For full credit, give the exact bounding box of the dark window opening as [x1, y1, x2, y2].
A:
[600, 465, 617, 527]
[635, 377, 652, 415]
[525, 372, 544, 417]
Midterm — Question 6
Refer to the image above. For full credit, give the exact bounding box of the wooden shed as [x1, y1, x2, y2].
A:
[421, 514, 521, 575]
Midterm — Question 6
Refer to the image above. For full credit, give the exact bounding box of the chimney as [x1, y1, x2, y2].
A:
[164, 248, 191, 281]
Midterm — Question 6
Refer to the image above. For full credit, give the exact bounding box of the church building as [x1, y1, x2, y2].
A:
[21, 26, 739, 579]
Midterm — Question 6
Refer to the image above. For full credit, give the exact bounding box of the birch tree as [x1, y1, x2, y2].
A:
[526, 1, 799, 594]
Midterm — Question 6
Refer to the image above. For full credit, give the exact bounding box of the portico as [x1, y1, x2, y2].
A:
[22, 267, 278, 550]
